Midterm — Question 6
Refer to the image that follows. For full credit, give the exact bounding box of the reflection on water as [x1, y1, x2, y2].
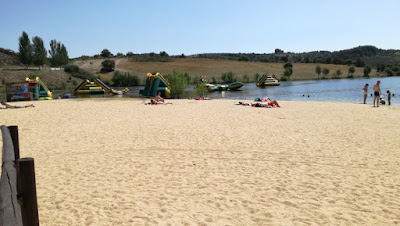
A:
[3, 77, 400, 106]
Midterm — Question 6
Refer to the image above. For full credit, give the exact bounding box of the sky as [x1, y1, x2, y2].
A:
[1, 0, 400, 58]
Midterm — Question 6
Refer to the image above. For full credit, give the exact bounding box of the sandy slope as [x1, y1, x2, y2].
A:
[1, 99, 399, 225]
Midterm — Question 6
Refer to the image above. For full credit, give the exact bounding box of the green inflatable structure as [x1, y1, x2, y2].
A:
[139, 73, 170, 98]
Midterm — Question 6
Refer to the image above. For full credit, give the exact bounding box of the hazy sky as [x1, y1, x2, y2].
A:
[1, 0, 399, 58]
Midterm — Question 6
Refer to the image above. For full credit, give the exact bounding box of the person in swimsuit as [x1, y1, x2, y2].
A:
[154, 92, 165, 103]
[372, 81, 381, 107]
[362, 84, 369, 104]
[387, 90, 391, 106]
[1, 101, 34, 109]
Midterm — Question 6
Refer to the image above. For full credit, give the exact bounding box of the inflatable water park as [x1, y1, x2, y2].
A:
[256, 73, 280, 87]
[201, 77, 244, 92]
[5, 77, 52, 101]
[139, 73, 170, 98]
[74, 78, 129, 95]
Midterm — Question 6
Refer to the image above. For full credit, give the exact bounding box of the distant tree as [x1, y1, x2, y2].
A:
[179, 53, 186, 58]
[49, 39, 60, 66]
[101, 59, 115, 72]
[332, 57, 342, 65]
[315, 65, 322, 79]
[355, 58, 365, 67]
[32, 36, 47, 69]
[284, 67, 293, 77]
[275, 48, 284, 54]
[159, 51, 169, 57]
[280, 56, 289, 62]
[363, 65, 371, 77]
[239, 56, 248, 61]
[48, 39, 68, 66]
[348, 66, 355, 77]
[126, 51, 134, 57]
[59, 44, 69, 66]
[283, 62, 293, 69]
[259, 57, 269, 63]
[333, 69, 342, 78]
[80, 55, 90, 60]
[322, 68, 330, 77]
[303, 56, 310, 63]
[165, 69, 188, 98]
[18, 31, 32, 66]
[324, 56, 332, 64]
[149, 52, 155, 57]
[384, 67, 395, 76]
[116, 52, 124, 57]
[101, 49, 112, 58]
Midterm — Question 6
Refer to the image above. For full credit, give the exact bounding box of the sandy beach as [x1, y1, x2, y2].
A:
[1, 99, 399, 225]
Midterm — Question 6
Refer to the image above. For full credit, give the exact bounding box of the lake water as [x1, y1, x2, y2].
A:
[123, 77, 400, 106]
[3, 77, 399, 106]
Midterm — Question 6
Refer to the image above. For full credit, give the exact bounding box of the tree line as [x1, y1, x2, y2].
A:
[192, 46, 400, 67]
[18, 31, 69, 68]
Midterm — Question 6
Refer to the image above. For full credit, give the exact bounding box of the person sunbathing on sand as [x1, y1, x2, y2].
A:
[1, 101, 34, 109]
[154, 92, 165, 103]
[253, 97, 280, 107]
[251, 100, 280, 108]
[146, 99, 172, 105]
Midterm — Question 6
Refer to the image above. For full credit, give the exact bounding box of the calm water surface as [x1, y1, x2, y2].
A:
[126, 77, 400, 106]
[6, 77, 398, 106]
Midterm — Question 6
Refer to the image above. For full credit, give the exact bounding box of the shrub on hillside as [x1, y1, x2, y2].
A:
[283, 62, 293, 69]
[280, 75, 288, 81]
[384, 67, 395, 76]
[242, 74, 250, 83]
[284, 67, 293, 77]
[63, 64, 95, 80]
[164, 69, 188, 99]
[64, 64, 80, 73]
[111, 71, 140, 86]
[101, 60, 115, 73]
[253, 73, 260, 82]
[195, 82, 208, 97]
[221, 71, 236, 83]
[363, 65, 372, 77]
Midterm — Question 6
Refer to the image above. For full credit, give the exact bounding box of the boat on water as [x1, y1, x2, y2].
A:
[256, 74, 280, 87]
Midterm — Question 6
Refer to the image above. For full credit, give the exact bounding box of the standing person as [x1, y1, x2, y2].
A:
[362, 84, 369, 104]
[372, 81, 381, 107]
[387, 90, 391, 106]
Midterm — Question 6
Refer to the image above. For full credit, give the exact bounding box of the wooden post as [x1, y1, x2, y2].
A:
[0, 125, 23, 226]
[7, 126, 20, 161]
[16, 158, 39, 226]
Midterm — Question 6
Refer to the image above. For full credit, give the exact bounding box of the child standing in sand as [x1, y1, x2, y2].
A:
[387, 90, 391, 105]
[362, 84, 369, 104]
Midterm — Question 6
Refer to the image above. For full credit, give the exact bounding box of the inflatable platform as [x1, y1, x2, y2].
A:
[74, 79, 129, 95]
[201, 78, 243, 92]
[256, 73, 280, 87]
[5, 77, 52, 101]
[139, 73, 170, 98]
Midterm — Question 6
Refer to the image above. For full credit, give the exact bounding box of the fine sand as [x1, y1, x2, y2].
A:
[1, 99, 399, 225]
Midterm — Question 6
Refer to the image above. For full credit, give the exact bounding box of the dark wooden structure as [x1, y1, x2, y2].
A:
[0, 126, 39, 226]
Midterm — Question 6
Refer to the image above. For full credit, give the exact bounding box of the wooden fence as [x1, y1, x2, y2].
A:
[0, 126, 39, 226]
